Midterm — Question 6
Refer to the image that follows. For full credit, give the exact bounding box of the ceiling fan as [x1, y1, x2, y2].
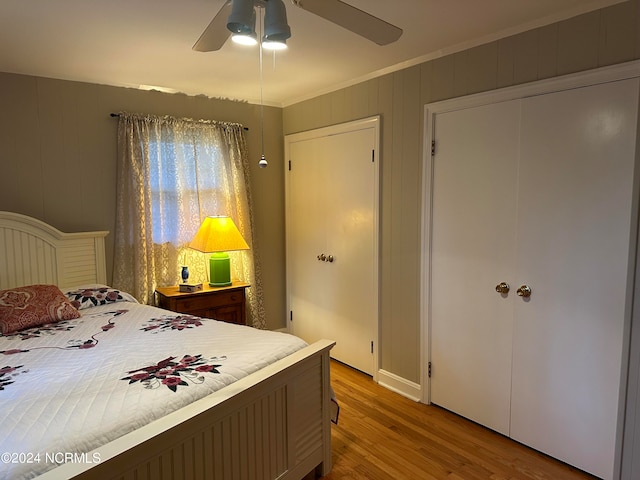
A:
[193, 0, 403, 52]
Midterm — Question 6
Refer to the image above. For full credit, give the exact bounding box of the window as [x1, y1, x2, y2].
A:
[113, 113, 265, 329]
[148, 139, 222, 244]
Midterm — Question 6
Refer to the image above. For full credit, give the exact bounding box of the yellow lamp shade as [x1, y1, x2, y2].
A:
[189, 216, 249, 253]
[189, 216, 249, 287]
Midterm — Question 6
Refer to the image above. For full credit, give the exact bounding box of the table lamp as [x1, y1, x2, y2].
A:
[189, 216, 249, 287]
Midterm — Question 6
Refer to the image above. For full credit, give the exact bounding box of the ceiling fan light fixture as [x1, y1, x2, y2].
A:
[263, 0, 291, 42]
[227, 0, 256, 35]
[195, 0, 403, 53]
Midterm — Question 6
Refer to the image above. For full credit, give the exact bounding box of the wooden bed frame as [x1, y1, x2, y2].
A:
[0, 211, 335, 480]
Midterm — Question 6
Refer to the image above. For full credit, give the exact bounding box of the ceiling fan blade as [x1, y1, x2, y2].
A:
[193, 0, 233, 52]
[292, 0, 402, 46]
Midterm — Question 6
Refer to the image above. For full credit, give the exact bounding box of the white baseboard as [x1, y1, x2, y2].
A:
[377, 369, 422, 402]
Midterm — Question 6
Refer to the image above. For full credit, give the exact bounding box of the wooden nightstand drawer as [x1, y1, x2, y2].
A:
[176, 290, 242, 311]
[155, 282, 250, 326]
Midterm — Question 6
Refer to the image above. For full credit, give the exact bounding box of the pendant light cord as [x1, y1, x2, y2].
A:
[260, 41, 265, 156]
[258, 5, 267, 167]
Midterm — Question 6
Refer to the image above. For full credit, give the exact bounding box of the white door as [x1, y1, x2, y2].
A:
[510, 79, 639, 479]
[429, 77, 638, 479]
[287, 139, 327, 347]
[430, 99, 521, 435]
[286, 119, 379, 375]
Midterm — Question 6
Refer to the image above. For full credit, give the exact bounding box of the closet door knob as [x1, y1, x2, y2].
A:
[495, 282, 510, 294]
[327, 255, 334, 263]
[317, 254, 326, 261]
[517, 285, 532, 298]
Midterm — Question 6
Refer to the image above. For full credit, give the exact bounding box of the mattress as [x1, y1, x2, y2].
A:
[0, 298, 307, 479]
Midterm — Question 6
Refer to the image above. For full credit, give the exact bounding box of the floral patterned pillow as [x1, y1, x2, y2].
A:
[0, 284, 81, 334]
[65, 287, 138, 310]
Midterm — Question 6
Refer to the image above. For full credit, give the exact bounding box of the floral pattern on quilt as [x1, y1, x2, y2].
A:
[140, 315, 206, 333]
[0, 365, 26, 390]
[2, 349, 28, 356]
[0, 319, 77, 340]
[122, 354, 223, 392]
[65, 287, 137, 310]
[0, 310, 128, 354]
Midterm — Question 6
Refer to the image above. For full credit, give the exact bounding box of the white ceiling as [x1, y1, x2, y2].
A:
[0, 0, 626, 107]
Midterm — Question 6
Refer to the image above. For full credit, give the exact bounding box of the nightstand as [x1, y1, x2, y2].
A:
[155, 282, 250, 326]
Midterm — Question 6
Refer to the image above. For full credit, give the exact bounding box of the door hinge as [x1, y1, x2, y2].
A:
[431, 140, 436, 156]
[371, 341, 374, 354]
[289, 310, 293, 322]
[372, 149, 375, 163]
[428, 361, 432, 378]
[288, 160, 292, 171]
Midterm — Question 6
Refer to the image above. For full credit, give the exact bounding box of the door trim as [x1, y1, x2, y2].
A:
[421, 59, 640, 478]
[285, 116, 381, 380]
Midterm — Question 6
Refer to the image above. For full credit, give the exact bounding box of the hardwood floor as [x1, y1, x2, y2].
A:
[320, 360, 597, 480]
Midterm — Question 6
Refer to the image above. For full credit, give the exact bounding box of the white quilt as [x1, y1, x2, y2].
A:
[0, 301, 306, 479]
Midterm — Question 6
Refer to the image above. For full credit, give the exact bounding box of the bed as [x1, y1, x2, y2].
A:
[0, 211, 335, 480]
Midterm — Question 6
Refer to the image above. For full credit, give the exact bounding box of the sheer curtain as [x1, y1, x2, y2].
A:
[113, 113, 265, 328]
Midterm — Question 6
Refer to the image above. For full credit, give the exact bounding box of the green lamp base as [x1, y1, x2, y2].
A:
[209, 252, 232, 287]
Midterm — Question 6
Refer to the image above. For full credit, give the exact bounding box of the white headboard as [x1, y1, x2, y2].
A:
[0, 211, 108, 291]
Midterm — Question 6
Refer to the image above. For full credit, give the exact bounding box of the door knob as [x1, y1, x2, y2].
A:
[317, 254, 326, 261]
[495, 282, 510, 294]
[326, 255, 334, 263]
[517, 285, 532, 298]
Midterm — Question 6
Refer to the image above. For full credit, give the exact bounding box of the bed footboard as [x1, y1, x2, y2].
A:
[37, 340, 335, 480]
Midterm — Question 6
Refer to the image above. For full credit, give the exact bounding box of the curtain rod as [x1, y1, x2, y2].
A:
[109, 112, 249, 131]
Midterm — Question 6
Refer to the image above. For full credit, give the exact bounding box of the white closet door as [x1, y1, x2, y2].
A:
[430, 99, 521, 435]
[287, 122, 378, 375]
[510, 78, 639, 480]
[320, 128, 377, 374]
[288, 139, 327, 346]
